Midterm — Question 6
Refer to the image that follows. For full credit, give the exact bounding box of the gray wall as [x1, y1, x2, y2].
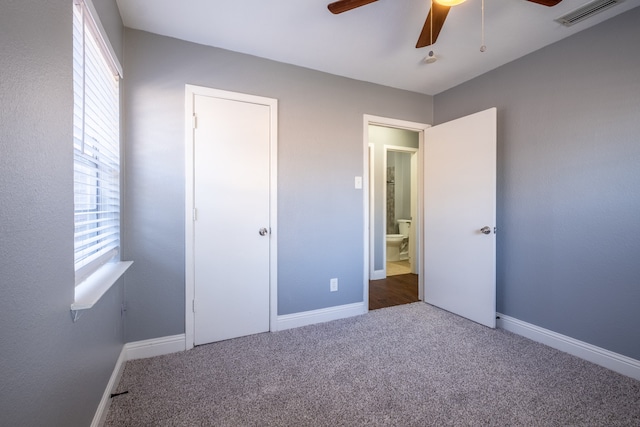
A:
[0, 0, 126, 425]
[435, 7, 640, 360]
[368, 126, 419, 270]
[389, 151, 412, 226]
[122, 29, 434, 341]
[3, 3, 637, 424]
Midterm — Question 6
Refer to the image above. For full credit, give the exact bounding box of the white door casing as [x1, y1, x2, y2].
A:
[185, 85, 278, 348]
[363, 115, 429, 306]
[410, 152, 418, 275]
[383, 145, 419, 278]
[423, 107, 497, 328]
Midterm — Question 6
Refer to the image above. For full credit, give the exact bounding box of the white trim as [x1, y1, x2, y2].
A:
[368, 143, 376, 279]
[92, 335, 187, 426]
[184, 85, 278, 350]
[91, 346, 127, 427]
[268, 96, 279, 339]
[383, 144, 419, 277]
[363, 115, 430, 306]
[381, 144, 388, 278]
[77, 0, 123, 77]
[125, 334, 187, 360]
[370, 269, 386, 280]
[365, 115, 430, 131]
[363, 119, 371, 307]
[185, 87, 195, 350]
[498, 313, 640, 381]
[72, 261, 133, 311]
[275, 302, 367, 331]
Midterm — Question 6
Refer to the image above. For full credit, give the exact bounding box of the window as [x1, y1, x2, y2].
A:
[73, 0, 122, 286]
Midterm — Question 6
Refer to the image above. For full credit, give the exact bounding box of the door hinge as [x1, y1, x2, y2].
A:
[192, 113, 197, 129]
[193, 208, 197, 221]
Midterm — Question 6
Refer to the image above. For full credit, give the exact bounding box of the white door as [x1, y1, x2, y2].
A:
[424, 108, 497, 328]
[193, 93, 271, 344]
[410, 151, 418, 275]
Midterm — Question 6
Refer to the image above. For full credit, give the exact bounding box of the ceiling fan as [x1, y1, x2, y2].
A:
[327, 0, 563, 48]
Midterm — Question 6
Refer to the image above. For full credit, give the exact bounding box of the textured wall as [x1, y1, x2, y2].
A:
[122, 29, 433, 341]
[0, 0, 126, 424]
[435, 7, 640, 360]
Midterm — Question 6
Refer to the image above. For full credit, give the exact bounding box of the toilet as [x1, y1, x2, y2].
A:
[386, 219, 411, 262]
[386, 234, 405, 262]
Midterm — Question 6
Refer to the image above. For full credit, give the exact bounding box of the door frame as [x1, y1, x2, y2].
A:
[184, 85, 278, 350]
[363, 115, 430, 306]
[383, 145, 419, 278]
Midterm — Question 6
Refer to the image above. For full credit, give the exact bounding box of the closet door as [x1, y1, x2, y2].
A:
[192, 93, 271, 345]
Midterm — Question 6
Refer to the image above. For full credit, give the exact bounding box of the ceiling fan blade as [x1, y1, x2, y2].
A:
[526, 0, 562, 6]
[328, 0, 378, 14]
[416, 3, 451, 48]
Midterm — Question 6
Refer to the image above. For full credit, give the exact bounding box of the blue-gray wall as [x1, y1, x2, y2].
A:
[0, 0, 126, 425]
[435, 7, 640, 360]
[122, 29, 434, 341]
[2, 4, 639, 424]
[388, 151, 412, 227]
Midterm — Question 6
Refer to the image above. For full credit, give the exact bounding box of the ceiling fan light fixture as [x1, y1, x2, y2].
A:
[424, 50, 437, 64]
[434, 0, 466, 6]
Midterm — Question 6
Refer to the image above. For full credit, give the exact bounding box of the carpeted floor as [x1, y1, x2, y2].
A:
[106, 303, 640, 426]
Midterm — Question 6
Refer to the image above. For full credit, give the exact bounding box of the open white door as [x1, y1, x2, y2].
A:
[424, 108, 496, 328]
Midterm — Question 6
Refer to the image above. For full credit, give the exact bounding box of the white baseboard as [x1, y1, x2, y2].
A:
[275, 302, 367, 331]
[93, 334, 187, 426]
[91, 346, 127, 427]
[370, 270, 385, 280]
[497, 313, 640, 381]
[96, 310, 368, 423]
[125, 333, 186, 360]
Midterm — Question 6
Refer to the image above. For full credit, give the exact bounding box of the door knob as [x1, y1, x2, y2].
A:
[480, 226, 491, 235]
[259, 228, 269, 236]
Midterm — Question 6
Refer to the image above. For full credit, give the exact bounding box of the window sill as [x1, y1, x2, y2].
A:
[71, 261, 133, 311]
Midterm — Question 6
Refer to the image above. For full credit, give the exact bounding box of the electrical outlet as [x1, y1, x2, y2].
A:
[330, 278, 338, 292]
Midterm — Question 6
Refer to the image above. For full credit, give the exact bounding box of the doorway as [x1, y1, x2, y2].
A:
[185, 85, 278, 349]
[384, 146, 418, 277]
[363, 115, 429, 310]
[364, 109, 496, 324]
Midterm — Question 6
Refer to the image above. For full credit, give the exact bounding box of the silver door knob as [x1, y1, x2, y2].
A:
[259, 228, 268, 236]
[480, 226, 491, 235]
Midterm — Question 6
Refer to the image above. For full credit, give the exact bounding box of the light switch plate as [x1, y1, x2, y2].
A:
[354, 176, 362, 189]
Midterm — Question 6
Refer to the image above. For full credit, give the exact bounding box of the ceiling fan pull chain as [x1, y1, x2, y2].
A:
[480, 0, 487, 52]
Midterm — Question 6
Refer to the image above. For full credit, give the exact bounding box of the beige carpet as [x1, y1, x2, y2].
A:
[106, 303, 640, 426]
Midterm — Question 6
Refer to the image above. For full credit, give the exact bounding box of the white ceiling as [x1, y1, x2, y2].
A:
[116, 0, 638, 95]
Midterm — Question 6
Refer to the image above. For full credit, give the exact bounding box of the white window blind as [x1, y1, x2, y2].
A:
[73, 0, 121, 285]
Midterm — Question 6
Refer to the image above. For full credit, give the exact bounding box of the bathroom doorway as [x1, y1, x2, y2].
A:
[364, 116, 428, 310]
[384, 146, 418, 277]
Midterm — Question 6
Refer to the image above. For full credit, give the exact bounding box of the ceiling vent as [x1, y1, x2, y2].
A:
[555, 0, 624, 26]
